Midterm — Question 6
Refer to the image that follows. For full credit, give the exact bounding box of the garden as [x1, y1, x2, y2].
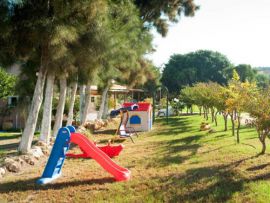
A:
[1, 1, 270, 202]
[1, 115, 270, 202]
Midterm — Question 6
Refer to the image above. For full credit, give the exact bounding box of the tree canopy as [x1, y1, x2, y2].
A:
[0, 0, 200, 153]
[224, 64, 257, 83]
[161, 50, 233, 94]
[134, 0, 199, 36]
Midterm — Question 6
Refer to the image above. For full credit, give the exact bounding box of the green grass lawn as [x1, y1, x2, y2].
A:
[1, 115, 270, 202]
[0, 132, 22, 158]
[0, 132, 21, 139]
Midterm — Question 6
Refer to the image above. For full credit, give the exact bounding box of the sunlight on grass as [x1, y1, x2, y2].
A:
[1, 115, 270, 202]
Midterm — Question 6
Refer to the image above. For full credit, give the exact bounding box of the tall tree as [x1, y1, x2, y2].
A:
[96, 0, 153, 119]
[2, 0, 105, 153]
[245, 88, 270, 154]
[39, 72, 55, 144]
[134, 0, 199, 36]
[224, 64, 257, 82]
[52, 74, 67, 137]
[161, 50, 233, 95]
[66, 81, 78, 126]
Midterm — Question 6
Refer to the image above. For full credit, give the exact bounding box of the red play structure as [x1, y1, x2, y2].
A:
[37, 126, 130, 185]
[66, 143, 124, 158]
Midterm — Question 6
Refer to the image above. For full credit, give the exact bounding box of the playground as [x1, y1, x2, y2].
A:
[1, 115, 270, 202]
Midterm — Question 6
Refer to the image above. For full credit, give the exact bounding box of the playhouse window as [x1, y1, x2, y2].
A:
[130, 115, 141, 124]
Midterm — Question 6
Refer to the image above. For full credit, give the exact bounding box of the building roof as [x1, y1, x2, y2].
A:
[123, 102, 152, 112]
[89, 84, 144, 94]
[109, 84, 129, 93]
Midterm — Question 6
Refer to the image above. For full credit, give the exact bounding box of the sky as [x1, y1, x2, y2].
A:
[148, 0, 270, 68]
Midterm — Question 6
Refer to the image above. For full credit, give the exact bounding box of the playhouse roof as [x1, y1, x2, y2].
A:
[123, 102, 151, 112]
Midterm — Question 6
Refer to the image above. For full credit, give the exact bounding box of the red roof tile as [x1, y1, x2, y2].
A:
[123, 102, 151, 112]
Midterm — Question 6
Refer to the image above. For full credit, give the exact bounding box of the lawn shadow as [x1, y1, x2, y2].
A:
[155, 116, 190, 127]
[94, 129, 116, 135]
[149, 135, 204, 167]
[0, 134, 21, 140]
[0, 177, 114, 194]
[214, 133, 228, 138]
[200, 144, 235, 154]
[246, 163, 270, 171]
[154, 117, 198, 137]
[0, 140, 38, 153]
[178, 166, 245, 202]
[149, 116, 205, 167]
[149, 155, 263, 202]
[0, 142, 19, 150]
[241, 142, 257, 149]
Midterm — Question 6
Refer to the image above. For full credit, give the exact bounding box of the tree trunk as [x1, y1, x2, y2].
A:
[203, 107, 206, 118]
[39, 72, 55, 144]
[210, 108, 215, 123]
[67, 81, 77, 126]
[18, 66, 47, 153]
[79, 85, 86, 123]
[234, 110, 237, 120]
[190, 106, 193, 114]
[199, 106, 202, 116]
[223, 113, 228, 131]
[214, 111, 218, 126]
[259, 133, 267, 154]
[230, 113, 235, 136]
[81, 83, 91, 124]
[205, 108, 208, 120]
[236, 113, 241, 143]
[102, 93, 109, 119]
[52, 77, 67, 137]
[98, 82, 111, 119]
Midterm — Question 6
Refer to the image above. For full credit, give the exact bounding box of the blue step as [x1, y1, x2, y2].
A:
[37, 127, 71, 185]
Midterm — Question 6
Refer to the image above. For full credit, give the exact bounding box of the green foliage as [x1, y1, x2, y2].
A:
[14, 58, 39, 98]
[256, 74, 270, 89]
[97, 1, 154, 90]
[0, 68, 17, 99]
[170, 99, 185, 115]
[159, 97, 167, 108]
[162, 50, 233, 94]
[141, 65, 161, 93]
[225, 64, 257, 83]
[134, 0, 199, 36]
[179, 79, 270, 153]
[235, 64, 256, 82]
[232, 69, 240, 81]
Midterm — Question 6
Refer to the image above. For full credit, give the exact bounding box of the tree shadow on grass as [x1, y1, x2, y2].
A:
[154, 125, 199, 137]
[214, 133, 228, 138]
[241, 142, 257, 150]
[199, 144, 235, 155]
[246, 163, 270, 171]
[155, 116, 190, 127]
[94, 129, 116, 135]
[149, 155, 263, 202]
[178, 169, 245, 202]
[0, 177, 114, 194]
[0, 140, 38, 151]
[0, 142, 18, 150]
[154, 116, 201, 138]
[0, 134, 21, 140]
[148, 135, 204, 167]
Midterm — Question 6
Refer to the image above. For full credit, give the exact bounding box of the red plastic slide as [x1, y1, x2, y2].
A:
[66, 144, 124, 158]
[70, 133, 131, 181]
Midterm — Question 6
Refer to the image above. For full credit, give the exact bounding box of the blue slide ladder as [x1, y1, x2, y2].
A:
[37, 126, 75, 185]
